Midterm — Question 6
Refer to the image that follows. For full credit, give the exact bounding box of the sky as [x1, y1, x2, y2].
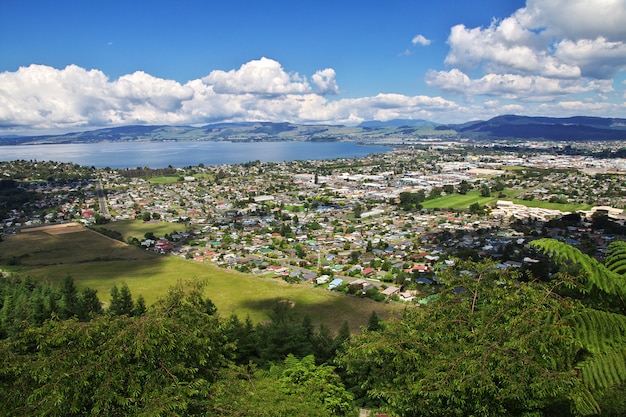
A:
[1, 0, 626, 135]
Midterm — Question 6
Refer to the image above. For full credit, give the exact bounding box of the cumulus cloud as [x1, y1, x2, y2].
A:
[311, 68, 339, 95]
[522, 0, 626, 42]
[0, 64, 198, 130]
[434, 0, 626, 104]
[0, 60, 465, 133]
[202, 57, 311, 95]
[412, 34, 431, 46]
[555, 37, 626, 79]
[426, 68, 613, 100]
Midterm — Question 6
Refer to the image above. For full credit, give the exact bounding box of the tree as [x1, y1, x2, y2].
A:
[205, 364, 339, 416]
[108, 283, 135, 316]
[429, 187, 443, 199]
[133, 294, 147, 317]
[77, 287, 103, 321]
[457, 179, 471, 194]
[350, 250, 360, 264]
[366, 310, 383, 332]
[337, 259, 582, 417]
[255, 300, 313, 365]
[294, 244, 306, 259]
[0, 281, 232, 416]
[279, 354, 355, 416]
[59, 275, 79, 320]
[469, 202, 483, 214]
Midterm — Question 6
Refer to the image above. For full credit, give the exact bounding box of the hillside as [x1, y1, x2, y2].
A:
[3, 115, 626, 144]
[440, 115, 626, 141]
[0, 122, 429, 145]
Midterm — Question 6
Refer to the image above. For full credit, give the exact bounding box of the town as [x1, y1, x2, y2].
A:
[2, 141, 626, 303]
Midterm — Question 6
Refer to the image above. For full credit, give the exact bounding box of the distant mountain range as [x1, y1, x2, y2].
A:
[440, 115, 626, 141]
[2, 115, 626, 145]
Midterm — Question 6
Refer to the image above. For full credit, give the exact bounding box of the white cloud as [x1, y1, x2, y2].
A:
[426, 69, 614, 101]
[555, 37, 626, 79]
[202, 57, 311, 95]
[0, 61, 466, 133]
[112, 71, 194, 112]
[311, 68, 339, 95]
[522, 0, 626, 42]
[412, 34, 431, 46]
[432, 0, 626, 104]
[444, 0, 626, 81]
[445, 19, 579, 79]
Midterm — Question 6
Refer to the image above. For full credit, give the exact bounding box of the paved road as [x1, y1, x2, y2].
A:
[95, 179, 110, 218]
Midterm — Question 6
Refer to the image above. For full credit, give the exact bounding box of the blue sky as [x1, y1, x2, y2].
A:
[1, 0, 625, 134]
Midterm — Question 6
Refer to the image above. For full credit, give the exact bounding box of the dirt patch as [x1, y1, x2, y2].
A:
[22, 223, 87, 235]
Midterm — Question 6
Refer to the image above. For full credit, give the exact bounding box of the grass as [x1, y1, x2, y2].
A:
[420, 190, 517, 209]
[149, 176, 180, 184]
[0, 223, 397, 332]
[509, 199, 592, 212]
[420, 190, 590, 213]
[101, 219, 186, 241]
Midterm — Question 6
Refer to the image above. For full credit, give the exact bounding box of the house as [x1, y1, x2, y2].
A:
[328, 278, 344, 290]
[316, 275, 331, 285]
[302, 272, 318, 281]
[381, 286, 400, 297]
[399, 289, 420, 302]
[362, 267, 375, 276]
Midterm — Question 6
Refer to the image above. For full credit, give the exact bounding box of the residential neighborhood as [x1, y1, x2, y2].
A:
[2, 142, 625, 303]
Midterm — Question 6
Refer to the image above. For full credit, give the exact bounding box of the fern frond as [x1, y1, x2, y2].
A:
[569, 310, 626, 353]
[578, 348, 626, 392]
[604, 241, 626, 274]
[605, 259, 626, 276]
[570, 383, 601, 416]
[606, 241, 626, 258]
[530, 238, 626, 297]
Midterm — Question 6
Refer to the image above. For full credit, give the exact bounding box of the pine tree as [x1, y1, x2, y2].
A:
[108, 283, 134, 316]
[59, 275, 79, 319]
[133, 295, 146, 317]
[367, 311, 383, 331]
[77, 287, 102, 321]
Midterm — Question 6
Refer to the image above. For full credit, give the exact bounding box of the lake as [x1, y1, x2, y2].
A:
[0, 141, 393, 168]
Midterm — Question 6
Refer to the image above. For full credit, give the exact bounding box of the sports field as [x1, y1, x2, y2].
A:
[420, 190, 590, 212]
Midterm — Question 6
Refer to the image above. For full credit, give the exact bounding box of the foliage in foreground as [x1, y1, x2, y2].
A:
[0, 281, 356, 417]
[530, 239, 626, 415]
[337, 260, 583, 417]
[3, 239, 626, 416]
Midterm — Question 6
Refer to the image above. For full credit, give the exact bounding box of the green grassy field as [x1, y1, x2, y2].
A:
[0, 224, 397, 331]
[420, 190, 517, 209]
[420, 190, 590, 212]
[509, 199, 592, 212]
[149, 176, 180, 184]
[101, 219, 186, 241]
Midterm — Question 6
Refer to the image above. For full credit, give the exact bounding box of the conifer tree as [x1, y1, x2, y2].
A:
[108, 283, 134, 316]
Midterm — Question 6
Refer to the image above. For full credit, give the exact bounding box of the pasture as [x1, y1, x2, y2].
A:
[0, 223, 396, 331]
[101, 219, 186, 241]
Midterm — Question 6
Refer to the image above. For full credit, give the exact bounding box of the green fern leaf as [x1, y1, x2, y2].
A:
[530, 239, 626, 296]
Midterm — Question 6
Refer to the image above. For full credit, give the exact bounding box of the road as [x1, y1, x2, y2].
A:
[95, 178, 110, 219]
